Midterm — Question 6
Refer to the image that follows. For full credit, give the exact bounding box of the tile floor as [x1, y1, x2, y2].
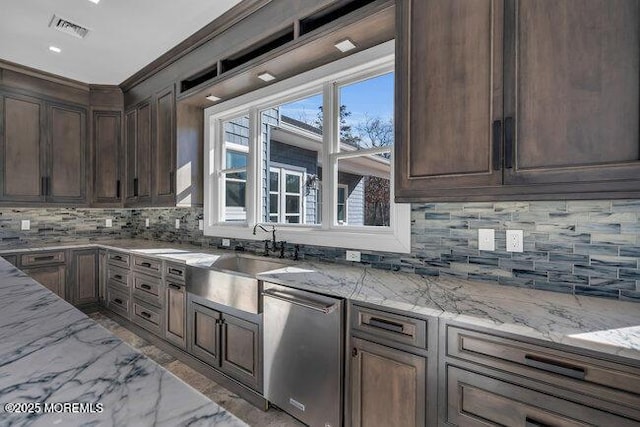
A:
[89, 311, 304, 427]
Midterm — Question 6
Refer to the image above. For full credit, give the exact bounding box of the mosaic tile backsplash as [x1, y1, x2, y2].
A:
[1, 201, 638, 302]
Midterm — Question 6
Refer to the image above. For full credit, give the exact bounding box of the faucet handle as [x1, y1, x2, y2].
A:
[278, 241, 287, 258]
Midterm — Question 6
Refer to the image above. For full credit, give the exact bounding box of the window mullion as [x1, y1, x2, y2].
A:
[248, 107, 260, 225]
[321, 82, 336, 230]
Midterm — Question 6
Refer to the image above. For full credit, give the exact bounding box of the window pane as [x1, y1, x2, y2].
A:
[226, 151, 247, 168]
[337, 155, 391, 227]
[286, 216, 300, 224]
[260, 93, 323, 224]
[286, 174, 300, 193]
[285, 195, 300, 214]
[338, 73, 394, 151]
[269, 194, 279, 214]
[270, 171, 279, 191]
[222, 114, 249, 223]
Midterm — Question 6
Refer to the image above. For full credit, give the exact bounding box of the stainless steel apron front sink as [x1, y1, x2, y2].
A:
[185, 254, 287, 314]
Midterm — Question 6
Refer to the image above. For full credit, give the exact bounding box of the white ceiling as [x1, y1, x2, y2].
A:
[0, 0, 242, 85]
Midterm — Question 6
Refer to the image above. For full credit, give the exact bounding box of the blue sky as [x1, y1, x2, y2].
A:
[278, 72, 394, 128]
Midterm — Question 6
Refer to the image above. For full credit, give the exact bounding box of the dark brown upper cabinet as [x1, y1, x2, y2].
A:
[0, 92, 87, 205]
[124, 100, 152, 206]
[93, 110, 122, 206]
[396, 0, 640, 202]
[47, 103, 87, 203]
[154, 86, 176, 205]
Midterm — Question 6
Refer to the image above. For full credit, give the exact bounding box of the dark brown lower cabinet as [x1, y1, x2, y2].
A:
[350, 337, 426, 427]
[445, 366, 638, 427]
[219, 313, 260, 390]
[24, 265, 66, 299]
[70, 249, 98, 306]
[188, 299, 261, 391]
[165, 280, 186, 349]
[1, 255, 17, 266]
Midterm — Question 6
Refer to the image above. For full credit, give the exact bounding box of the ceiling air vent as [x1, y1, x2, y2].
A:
[48, 14, 90, 39]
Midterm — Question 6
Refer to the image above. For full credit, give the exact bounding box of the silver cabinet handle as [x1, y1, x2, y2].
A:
[524, 355, 586, 380]
[262, 289, 338, 314]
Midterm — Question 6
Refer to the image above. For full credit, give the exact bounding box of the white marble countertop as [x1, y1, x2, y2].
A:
[0, 256, 247, 427]
[2, 238, 640, 363]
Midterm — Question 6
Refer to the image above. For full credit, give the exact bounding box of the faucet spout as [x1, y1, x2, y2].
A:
[252, 223, 277, 245]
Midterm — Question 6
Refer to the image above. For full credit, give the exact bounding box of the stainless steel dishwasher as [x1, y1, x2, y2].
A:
[263, 282, 344, 427]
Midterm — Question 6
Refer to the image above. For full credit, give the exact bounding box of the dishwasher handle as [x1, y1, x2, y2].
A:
[262, 289, 338, 314]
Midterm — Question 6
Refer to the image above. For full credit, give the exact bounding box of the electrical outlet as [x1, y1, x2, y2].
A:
[20, 220, 30, 231]
[506, 229, 524, 253]
[105, 219, 113, 228]
[478, 229, 495, 251]
[175, 219, 180, 229]
[346, 250, 361, 262]
[198, 219, 204, 231]
[221, 238, 231, 247]
[145, 218, 150, 228]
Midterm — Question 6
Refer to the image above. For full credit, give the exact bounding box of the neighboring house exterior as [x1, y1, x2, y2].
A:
[223, 109, 390, 226]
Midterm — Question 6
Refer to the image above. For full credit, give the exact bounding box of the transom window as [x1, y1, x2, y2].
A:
[204, 41, 410, 252]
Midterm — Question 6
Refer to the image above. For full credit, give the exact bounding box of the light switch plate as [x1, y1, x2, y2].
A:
[506, 229, 524, 253]
[221, 238, 231, 247]
[175, 219, 180, 229]
[346, 250, 361, 262]
[478, 229, 495, 251]
[20, 220, 30, 231]
[145, 218, 150, 228]
[105, 219, 113, 228]
[198, 219, 204, 231]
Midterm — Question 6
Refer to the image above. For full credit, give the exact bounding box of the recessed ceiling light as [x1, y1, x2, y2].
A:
[258, 72, 276, 82]
[334, 39, 357, 53]
[88, 0, 100, 4]
[49, 46, 61, 53]
[206, 95, 221, 102]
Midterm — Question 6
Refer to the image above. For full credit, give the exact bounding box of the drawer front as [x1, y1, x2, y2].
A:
[447, 326, 640, 410]
[107, 251, 130, 268]
[106, 286, 130, 319]
[107, 265, 130, 289]
[165, 262, 186, 283]
[446, 366, 638, 427]
[351, 304, 427, 349]
[21, 251, 66, 267]
[132, 299, 162, 336]
[132, 255, 162, 277]
[132, 273, 163, 307]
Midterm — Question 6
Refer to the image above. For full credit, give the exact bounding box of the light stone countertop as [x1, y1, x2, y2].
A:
[0, 255, 247, 427]
[2, 238, 640, 363]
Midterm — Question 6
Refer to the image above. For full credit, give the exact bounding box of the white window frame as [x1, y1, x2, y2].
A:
[204, 40, 411, 253]
[269, 165, 305, 224]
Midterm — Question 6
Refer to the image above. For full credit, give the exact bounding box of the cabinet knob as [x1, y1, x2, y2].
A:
[352, 347, 358, 357]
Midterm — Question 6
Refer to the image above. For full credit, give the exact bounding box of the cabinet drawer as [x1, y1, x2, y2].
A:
[446, 366, 638, 427]
[165, 262, 186, 282]
[132, 255, 161, 277]
[106, 286, 130, 319]
[107, 265, 130, 289]
[107, 251, 130, 268]
[447, 326, 640, 411]
[21, 251, 65, 266]
[132, 272, 163, 307]
[351, 304, 427, 349]
[132, 299, 162, 336]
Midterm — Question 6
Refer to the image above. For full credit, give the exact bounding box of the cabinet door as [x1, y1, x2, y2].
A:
[71, 249, 98, 306]
[136, 101, 152, 202]
[395, 0, 504, 201]
[504, 0, 640, 192]
[351, 337, 427, 427]
[1, 94, 45, 202]
[154, 87, 175, 204]
[165, 281, 186, 348]
[188, 302, 221, 367]
[25, 265, 66, 300]
[124, 109, 137, 203]
[220, 313, 260, 390]
[48, 103, 87, 203]
[93, 110, 122, 205]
